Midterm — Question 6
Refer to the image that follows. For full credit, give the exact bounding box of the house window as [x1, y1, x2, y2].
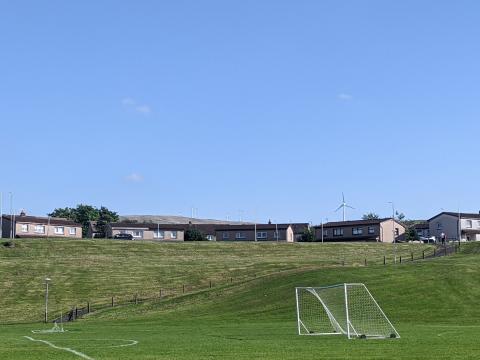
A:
[333, 228, 344, 236]
[235, 232, 246, 239]
[21, 224, 28, 232]
[436, 222, 443, 230]
[34, 225, 45, 234]
[395, 228, 399, 236]
[257, 231, 267, 239]
[154, 230, 164, 239]
[273, 231, 279, 239]
[54, 227, 64, 235]
[171, 231, 177, 239]
[477, 221, 480, 228]
[133, 230, 143, 238]
[368, 226, 375, 234]
[323, 229, 328, 236]
[466, 220, 473, 228]
[69, 227, 76, 235]
[352, 227, 363, 235]
[222, 232, 229, 239]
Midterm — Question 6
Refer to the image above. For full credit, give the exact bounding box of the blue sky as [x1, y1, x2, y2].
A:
[1, 1, 479, 223]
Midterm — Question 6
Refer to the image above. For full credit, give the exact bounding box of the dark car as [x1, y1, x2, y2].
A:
[113, 233, 134, 240]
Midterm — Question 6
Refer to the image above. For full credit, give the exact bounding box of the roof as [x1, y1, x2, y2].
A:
[215, 224, 292, 232]
[428, 212, 480, 221]
[2, 214, 81, 227]
[314, 218, 401, 229]
[109, 222, 187, 230]
[411, 222, 429, 229]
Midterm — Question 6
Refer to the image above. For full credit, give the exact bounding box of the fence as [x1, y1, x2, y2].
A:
[51, 243, 459, 324]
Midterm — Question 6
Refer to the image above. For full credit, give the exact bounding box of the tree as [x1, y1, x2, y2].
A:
[396, 211, 406, 222]
[48, 204, 119, 237]
[405, 227, 420, 242]
[300, 227, 315, 242]
[184, 228, 206, 241]
[362, 212, 380, 220]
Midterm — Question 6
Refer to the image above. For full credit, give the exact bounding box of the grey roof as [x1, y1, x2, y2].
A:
[428, 212, 480, 221]
[314, 218, 399, 229]
[215, 224, 292, 232]
[2, 214, 81, 227]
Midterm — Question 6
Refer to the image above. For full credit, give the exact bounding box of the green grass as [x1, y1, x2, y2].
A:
[0, 238, 431, 323]
[0, 240, 478, 359]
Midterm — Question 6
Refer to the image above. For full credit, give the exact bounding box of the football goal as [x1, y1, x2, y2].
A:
[295, 283, 400, 339]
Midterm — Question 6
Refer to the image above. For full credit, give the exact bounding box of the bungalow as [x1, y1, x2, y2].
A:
[1, 211, 82, 238]
[215, 224, 295, 242]
[106, 222, 185, 241]
[314, 218, 405, 243]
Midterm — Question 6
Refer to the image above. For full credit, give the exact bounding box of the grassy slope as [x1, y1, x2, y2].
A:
[1, 243, 478, 360]
[0, 238, 431, 323]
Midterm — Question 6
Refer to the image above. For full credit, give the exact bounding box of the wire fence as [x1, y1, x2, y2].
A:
[51, 243, 459, 324]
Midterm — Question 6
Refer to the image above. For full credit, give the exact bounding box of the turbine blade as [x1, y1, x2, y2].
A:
[346, 205, 355, 209]
[334, 205, 343, 212]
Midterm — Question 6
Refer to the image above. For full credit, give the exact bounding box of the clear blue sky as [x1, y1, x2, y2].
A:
[1, 1, 479, 223]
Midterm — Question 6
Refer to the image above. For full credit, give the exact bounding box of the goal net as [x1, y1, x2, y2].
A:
[295, 283, 400, 339]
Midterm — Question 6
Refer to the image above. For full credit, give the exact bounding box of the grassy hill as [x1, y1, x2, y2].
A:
[0, 242, 478, 359]
[0, 238, 431, 323]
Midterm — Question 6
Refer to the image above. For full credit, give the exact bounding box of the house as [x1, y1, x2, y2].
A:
[428, 212, 480, 242]
[215, 224, 295, 242]
[411, 222, 430, 238]
[1, 211, 82, 238]
[314, 218, 405, 243]
[106, 222, 185, 241]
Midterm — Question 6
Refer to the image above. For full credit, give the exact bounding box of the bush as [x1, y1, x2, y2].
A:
[185, 229, 207, 241]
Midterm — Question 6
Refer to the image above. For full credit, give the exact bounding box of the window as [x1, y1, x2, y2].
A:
[69, 227, 76, 235]
[133, 230, 143, 238]
[54, 227, 64, 235]
[257, 231, 267, 239]
[477, 221, 480, 229]
[222, 232, 229, 240]
[235, 232, 246, 239]
[368, 226, 375, 234]
[21, 224, 28, 232]
[322, 229, 328, 236]
[154, 230, 164, 239]
[171, 231, 177, 239]
[436, 222, 443, 230]
[273, 231, 279, 239]
[395, 228, 399, 236]
[333, 228, 344, 236]
[466, 220, 473, 228]
[34, 225, 45, 234]
[352, 227, 363, 235]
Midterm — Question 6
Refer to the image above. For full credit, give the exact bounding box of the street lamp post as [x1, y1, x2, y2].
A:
[388, 202, 397, 264]
[45, 277, 51, 323]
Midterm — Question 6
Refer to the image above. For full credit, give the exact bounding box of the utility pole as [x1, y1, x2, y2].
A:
[0, 192, 3, 239]
[9, 192, 13, 238]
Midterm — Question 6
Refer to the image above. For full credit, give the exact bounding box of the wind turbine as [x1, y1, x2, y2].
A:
[335, 193, 355, 221]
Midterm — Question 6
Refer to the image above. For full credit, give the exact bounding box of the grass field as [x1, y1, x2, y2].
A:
[0, 239, 478, 359]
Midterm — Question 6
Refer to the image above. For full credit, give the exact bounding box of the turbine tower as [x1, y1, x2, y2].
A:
[335, 192, 355, 221]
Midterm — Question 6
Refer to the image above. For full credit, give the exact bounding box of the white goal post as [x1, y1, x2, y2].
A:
[295, 283, 400, 339]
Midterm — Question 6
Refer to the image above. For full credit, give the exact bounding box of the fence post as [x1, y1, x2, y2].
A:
[183, 285, 185, 294]
[75, 306, 78, 320]
[383, 256, 386, 265]
[411, 252, 414, 261]
[230, 277, 233, 283]
[135, 294, 138, 305]
[111, 296, 114, 307]
[209, 280, 212, 288]
[342, 260, 345, 266]
[422, 250, 425, 259]
[399, 256, 402, 264]
[159, 289, 163, 299]
[364, 258, 367, 266]
[87, 302, 90, 314]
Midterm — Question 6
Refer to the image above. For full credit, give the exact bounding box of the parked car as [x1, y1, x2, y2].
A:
[113, 233, 134, 240]
[420, 236, 436, 244]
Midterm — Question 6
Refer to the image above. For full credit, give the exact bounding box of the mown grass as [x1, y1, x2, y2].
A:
[0, 238, 432, 323]
[0, 242, 478, 359]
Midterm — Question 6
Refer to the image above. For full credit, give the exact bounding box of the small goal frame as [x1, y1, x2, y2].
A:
[295, 283, 400, 339]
